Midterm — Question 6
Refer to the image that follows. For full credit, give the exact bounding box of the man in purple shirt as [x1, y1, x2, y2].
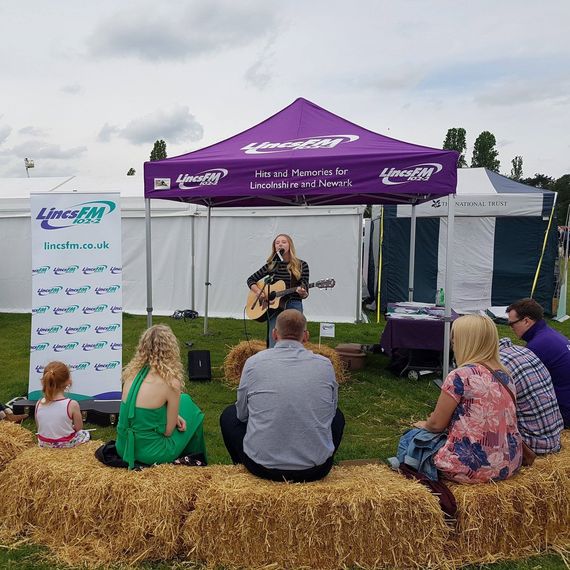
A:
[506, 298, 570, 427]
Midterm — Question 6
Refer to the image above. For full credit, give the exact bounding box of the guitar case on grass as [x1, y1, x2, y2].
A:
[11, 398, 121, 426]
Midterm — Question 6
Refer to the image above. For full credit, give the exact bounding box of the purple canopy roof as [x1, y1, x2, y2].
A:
[144, 98, 458, 207]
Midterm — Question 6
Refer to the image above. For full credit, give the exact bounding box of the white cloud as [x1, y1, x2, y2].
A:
[245, 59, 272, 90]
[475, 78, 570, 107]
[61, 83, 82, 95]
[87, 0, 279, 62]
[11, 141, 87, 159]
[97, 123, 120, 143]
[101, 106, 204, 145]
[19, 126, 48, 137]
[0, 125, 11, 145]
[0, 0, 569, 180]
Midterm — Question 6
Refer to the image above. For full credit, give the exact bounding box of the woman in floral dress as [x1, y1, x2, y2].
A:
[412, 314, 522, 483]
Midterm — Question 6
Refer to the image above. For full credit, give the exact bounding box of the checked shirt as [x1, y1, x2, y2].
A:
[499, 338, 563, 454]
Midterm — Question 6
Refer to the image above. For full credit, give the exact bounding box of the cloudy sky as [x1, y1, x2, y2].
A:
[1, 0, 568, 180]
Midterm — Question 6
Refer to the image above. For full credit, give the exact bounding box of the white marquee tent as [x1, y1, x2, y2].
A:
[0, 176, 363, 322]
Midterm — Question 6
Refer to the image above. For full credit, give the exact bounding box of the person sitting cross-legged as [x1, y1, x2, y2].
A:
[220, 309, 345, 483]
[115, 324, 207, 469]
[499, 337, 563, 455]
[506, 298, 570, 427]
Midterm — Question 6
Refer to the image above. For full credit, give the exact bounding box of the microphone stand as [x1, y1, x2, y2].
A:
[263, 251, 282, 348]
[264, 274, 274, 349]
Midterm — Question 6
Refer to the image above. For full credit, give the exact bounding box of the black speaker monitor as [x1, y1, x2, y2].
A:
[188, 350, 211, 381]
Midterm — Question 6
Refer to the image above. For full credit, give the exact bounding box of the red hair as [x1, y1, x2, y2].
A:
[41, 361, 71, 401]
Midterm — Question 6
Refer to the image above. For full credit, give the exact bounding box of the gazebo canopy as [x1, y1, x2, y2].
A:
[144, 98, 458, 207]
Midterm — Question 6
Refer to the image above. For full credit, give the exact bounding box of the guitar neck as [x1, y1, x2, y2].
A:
[274, 282, 315, 298]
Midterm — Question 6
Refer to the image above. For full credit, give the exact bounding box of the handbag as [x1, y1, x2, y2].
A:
[480, 363, 537, 467]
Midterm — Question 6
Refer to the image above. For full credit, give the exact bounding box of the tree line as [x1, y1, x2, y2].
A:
[443, 128, 569, 225]
[125, 139, 168, 176]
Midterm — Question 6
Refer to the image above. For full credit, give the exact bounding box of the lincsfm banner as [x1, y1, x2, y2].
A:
[29, 193, 122, 400]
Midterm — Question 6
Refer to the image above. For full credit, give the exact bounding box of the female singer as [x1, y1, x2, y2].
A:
[247, 234, 309, 347]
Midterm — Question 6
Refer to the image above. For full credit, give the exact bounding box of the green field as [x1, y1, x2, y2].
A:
[0, 309, 568, 569]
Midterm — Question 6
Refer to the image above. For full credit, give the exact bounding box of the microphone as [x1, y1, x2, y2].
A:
[276, 248, 284, 262]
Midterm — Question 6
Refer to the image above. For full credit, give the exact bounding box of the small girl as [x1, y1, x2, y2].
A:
[35, 361, 90, 448]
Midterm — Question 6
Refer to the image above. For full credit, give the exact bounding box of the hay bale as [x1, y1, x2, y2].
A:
[223, 340, 266, 386]
[550, 430, 570, 479]
[448, 447, 570, 565]
[0, 441, 216, 566]
[0, 421, 35, 470]
[223, 339, 349, 387]
[182, 464, 449, 570]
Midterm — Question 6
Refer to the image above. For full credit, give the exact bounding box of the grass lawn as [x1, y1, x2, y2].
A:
[0, 309, 568, 569]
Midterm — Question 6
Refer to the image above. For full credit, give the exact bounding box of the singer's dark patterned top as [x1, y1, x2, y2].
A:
[247, 259, 309, 302]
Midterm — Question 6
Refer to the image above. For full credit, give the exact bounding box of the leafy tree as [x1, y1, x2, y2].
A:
[510, 156, 523, 181]
[553, 174, 570, 226]
[471, 131, 500, 171]
[126, 167, 136, 176]
[443, 127, 467, 167]
[521, 173, 555, 190]
[150, 139, 167, 161]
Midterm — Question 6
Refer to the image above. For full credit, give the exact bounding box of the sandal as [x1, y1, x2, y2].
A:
[173, 454, 206, 467]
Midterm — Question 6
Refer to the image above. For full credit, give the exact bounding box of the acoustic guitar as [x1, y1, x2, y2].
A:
[245, 278, 336, 321]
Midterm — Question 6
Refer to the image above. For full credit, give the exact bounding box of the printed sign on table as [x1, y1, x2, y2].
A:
[29, 193, 122, 401]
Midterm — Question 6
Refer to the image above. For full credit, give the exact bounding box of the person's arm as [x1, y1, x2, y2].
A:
[296, 260, 310, 298]
[248, 264, 270, 304]
[164, 386, 181, 437]
[414, 391, 458, 432]
[235, 362, 251, 422]
[247, 264, 269, 289]
[69, 400, 83, 431]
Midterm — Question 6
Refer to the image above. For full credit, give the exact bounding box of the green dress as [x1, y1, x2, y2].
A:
[116, 366, 207, 469]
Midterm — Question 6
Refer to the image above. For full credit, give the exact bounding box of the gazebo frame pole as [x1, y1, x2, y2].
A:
[408, 203, 417, 301]
[203, 205, 212, 335]
[356, 211, 364, 322]
[442, 194, 455, 379]
[191, 214, 195, 310]
[145, 198, 153, 329]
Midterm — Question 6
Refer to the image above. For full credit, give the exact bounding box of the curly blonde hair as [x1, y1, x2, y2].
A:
[122, 324, 185, 392]
[266, 233, 302, 281]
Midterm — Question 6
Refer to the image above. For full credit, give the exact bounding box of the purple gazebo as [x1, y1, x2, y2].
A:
[144, 97, 457, 207]
[143, 98, 459, 375]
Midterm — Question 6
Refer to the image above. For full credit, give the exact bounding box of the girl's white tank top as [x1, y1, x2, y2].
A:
[36, 398, 75, 442]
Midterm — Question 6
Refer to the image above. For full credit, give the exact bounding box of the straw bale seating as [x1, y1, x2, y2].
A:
[0, 421, 35, 470]
[0, 431, 567, 568]
[223, 339, 349, 386]
[448, 454, 570, 565]
[0, 441, 218, 566]
[182, 463, 450, 570]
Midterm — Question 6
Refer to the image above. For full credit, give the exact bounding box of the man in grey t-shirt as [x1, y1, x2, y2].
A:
[220, 309, 345, 482]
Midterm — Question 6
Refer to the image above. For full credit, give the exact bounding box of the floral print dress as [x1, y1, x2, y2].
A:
[433, 364, 522, 483]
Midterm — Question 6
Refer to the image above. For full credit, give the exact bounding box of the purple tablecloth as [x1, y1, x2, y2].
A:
[380, 304, 457, 356]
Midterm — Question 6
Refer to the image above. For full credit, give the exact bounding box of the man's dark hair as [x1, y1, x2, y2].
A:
[506, 298, 544, 321]
[275, 309, 306, 341]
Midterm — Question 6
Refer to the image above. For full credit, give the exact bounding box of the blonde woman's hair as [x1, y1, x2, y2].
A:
[266, 233, 302, 281]
[451, 314, 505, 371]
[122, 324, 185, 392]
[41, 361, 71, 402]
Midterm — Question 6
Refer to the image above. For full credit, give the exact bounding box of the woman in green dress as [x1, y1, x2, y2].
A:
[116, 324, 207, 469]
